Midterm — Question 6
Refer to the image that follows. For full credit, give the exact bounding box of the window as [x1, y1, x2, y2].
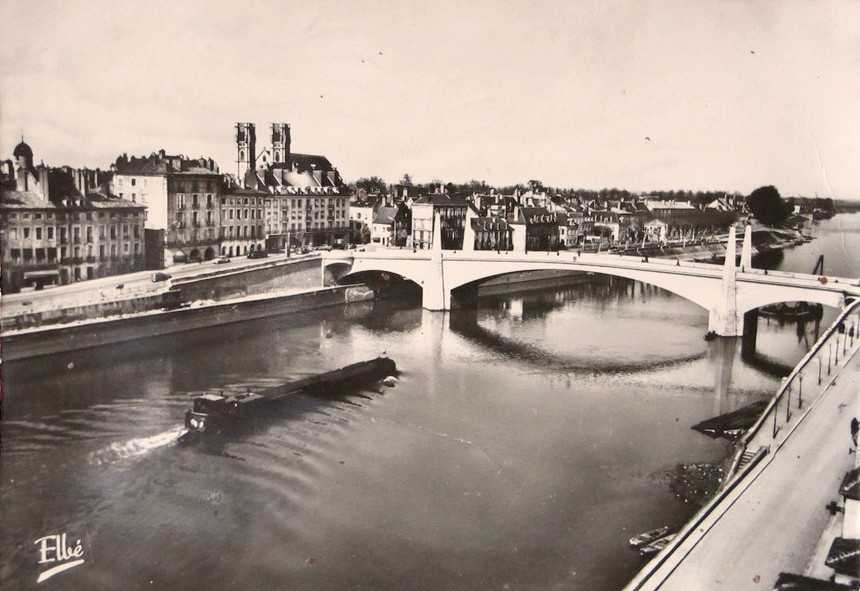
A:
[99, 225, 105, 238]
[134, 243, 140, 255]
[131, 178, 136, 186]
[110, 226, 117, 239]
[122, 224, 129, 236]
[133, 225, 140, 238]
[47, 227, 54, 240]
[10, 248, 20, 259]
[99, 245, 105, 259]
[9, 228, 18, 240]
[124, 243, 129, 253]
[177, 194, 185, 210]
[86, 227, 93, 242]
[36, 227, 43, 240]
[23, 227, 30, 239]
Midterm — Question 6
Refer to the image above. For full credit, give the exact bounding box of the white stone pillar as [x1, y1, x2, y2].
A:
[708, 224, 744, 336]
[422, 212, 448, 310]
[740, 223, 753, 271]
[463, 207, 476, 252]
[511, 222, 526, 253]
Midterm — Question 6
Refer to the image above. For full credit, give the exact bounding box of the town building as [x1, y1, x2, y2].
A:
[221, 185, 268, 256]
[471, 216, 513, 251]
[371, 205, 399, 246]
[111, 150, 222, 266]
[410, 193, 468, 250]
[1, 141, 146, 292]
[236, 122, 351, 250]
[518, 206, 560, 251]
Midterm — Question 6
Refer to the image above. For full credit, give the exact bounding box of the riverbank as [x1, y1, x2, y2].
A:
[0, 286, 364, 362]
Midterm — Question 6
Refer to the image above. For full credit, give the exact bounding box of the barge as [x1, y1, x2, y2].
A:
[183, 356, 396, 434]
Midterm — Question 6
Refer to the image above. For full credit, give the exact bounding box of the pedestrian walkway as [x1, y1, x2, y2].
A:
[626, 347, 859, 590]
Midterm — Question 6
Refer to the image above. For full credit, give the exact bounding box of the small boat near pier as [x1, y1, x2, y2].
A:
[638, 534, 677, 556]
[629, 526, 672, 549]
[183, 356, 397, 435]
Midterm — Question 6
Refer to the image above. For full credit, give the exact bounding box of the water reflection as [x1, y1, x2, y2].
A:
[3, 235, 850, 590]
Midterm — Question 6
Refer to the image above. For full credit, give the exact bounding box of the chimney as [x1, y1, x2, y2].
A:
[39, 167, 51, 198]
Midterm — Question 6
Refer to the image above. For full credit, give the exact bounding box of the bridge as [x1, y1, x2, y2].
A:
[323, 218, 860, 337]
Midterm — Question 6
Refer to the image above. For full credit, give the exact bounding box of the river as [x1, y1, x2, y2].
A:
[2, 213, 858, 591]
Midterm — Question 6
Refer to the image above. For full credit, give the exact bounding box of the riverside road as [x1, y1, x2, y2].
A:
[627, 342, 860, 590]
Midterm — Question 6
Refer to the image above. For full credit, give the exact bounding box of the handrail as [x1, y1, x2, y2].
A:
[726, 297, 860, 480]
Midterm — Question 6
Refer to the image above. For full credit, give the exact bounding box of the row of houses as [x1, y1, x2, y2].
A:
[1, 124, 352, 292]
[349, 187, 743, 253]
[1, 124, 746, 293]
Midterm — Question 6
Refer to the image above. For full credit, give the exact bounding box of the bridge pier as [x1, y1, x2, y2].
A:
[422, 213, 450, 310]
[707, 224, 744, 337]
[741, 309, 759, 356]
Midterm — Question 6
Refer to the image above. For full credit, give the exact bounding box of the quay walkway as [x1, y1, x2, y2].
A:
[625, 301, 860, 590]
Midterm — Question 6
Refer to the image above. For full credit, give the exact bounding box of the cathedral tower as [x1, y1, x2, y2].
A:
[271, 123, 291, 167]
[235, 122, 256, 184]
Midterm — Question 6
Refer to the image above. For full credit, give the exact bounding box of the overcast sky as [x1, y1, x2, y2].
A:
[2, 0, 858, 198]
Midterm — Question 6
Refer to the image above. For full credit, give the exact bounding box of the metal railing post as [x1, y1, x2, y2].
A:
[772, 395, 779, 438]
[797, 374, 803, 408]
[818, 355, 822, 385]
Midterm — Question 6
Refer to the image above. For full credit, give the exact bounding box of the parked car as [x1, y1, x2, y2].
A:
[214, 256, 231, 264]
[151, 272, 172, 282]
[247, 250, 268, 259]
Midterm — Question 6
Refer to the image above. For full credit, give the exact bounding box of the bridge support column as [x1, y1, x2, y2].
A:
[740, 223, 753, 271]
[463, 206, 476, 252]
[422, 213, 450, 310]
[708, 224, 744, 336]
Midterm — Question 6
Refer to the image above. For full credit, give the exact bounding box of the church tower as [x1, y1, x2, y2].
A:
[235, 122, 256, 185]
[271, 123, 291, 167]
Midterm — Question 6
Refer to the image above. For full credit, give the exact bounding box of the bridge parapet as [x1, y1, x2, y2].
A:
[323, 246, 860, 331]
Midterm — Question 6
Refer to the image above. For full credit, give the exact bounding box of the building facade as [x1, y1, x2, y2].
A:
[237, 122, 351, 249]
[112, 150, 222, 265]
[1, 141, 146, 292]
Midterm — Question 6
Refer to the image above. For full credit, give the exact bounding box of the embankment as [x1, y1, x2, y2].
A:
[1, 286, 359, 362]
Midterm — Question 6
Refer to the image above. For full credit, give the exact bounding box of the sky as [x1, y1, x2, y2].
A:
[1, 0, 859, 198]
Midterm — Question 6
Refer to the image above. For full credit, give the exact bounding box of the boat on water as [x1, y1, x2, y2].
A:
[183, 356, 397, 435]
[629, 526, 672, 548]
[691, 400, 769, 440]
[759, 301, 823, 321]
[639, 533, 677, 556]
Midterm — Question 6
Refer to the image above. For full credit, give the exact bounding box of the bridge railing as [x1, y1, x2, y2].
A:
[726, 297, 860, 480]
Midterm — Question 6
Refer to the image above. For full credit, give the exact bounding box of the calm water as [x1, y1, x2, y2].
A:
[2, 214, 857, 591]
